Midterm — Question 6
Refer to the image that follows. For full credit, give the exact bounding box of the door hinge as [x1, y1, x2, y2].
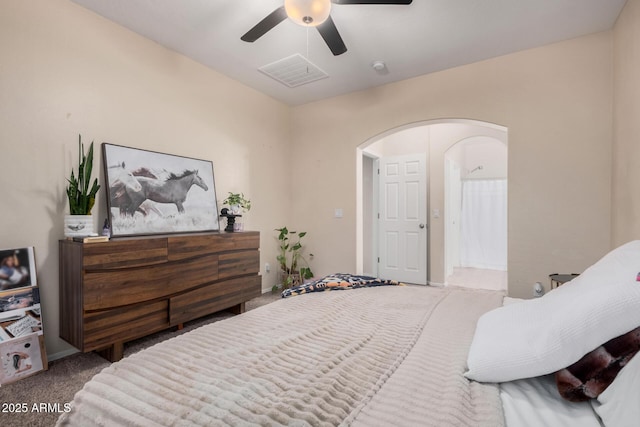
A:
[377, 257, 380, 263]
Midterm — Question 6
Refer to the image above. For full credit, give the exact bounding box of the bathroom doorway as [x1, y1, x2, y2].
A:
[444, 136, 508, 291]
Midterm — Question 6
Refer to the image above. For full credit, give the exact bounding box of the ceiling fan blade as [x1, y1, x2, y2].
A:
[332, 0, 412, 4]
[241, 6, 287, 42]
[316, 16, 347, 56]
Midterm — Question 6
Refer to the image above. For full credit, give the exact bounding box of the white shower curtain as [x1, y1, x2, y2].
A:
[459, 179, 507, 271]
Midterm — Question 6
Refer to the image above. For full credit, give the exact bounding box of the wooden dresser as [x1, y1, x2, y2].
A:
[59, 231, 260, 361]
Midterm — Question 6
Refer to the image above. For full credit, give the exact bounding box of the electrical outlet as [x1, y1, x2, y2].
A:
[265, 263, 271, 273]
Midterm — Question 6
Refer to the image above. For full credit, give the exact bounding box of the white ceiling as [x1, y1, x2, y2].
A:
[71, 0, 627, 106]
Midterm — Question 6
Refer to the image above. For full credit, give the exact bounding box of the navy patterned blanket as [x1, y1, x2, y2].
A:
[281, 273, 403, 298]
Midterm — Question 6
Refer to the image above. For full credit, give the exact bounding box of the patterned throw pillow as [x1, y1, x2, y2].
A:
[281, 273, 403, 298]
[555, 326, 640, 401]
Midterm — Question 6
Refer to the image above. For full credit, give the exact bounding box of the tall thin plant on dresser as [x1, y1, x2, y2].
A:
[64, 135, 100, 237]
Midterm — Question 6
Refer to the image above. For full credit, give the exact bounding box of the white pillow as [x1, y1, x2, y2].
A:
[591, 352, 640, 427]
[465, 240, 640, 383]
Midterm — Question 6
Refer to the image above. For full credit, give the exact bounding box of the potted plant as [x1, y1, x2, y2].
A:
[223, 192, 251, 214]
[222, 192, 251, 231]
[64, 135, 100, 237]
[273, 226, 314, 292]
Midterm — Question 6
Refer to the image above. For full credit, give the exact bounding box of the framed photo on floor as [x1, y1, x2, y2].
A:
[0, 247, 37, 292]
[0, 246, 47, 385]
[102, 143, 219, 237]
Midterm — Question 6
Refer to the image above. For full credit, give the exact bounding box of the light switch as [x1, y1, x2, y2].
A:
[433, 208, 440, 219]
[334, 208, 343, 218]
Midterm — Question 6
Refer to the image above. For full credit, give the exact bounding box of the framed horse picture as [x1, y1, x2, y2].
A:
[102, 143, 219, 237]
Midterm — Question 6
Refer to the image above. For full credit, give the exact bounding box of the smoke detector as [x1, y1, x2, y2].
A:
[371, 60, 389, 75]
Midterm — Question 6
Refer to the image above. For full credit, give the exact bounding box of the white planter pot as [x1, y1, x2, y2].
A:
[64, 215, 94, 237]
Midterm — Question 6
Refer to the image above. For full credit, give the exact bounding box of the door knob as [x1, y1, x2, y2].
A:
[419, 223, 425, 229]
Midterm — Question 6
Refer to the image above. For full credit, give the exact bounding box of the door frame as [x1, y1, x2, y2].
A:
[356, 119, 508, 285]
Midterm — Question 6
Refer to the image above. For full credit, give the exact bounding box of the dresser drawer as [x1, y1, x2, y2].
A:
[83, 300, 169, 352]
[169, 276, 261, 325]
[83, 238, 168, 270]
[168, 232, 259, 261]
[219, 250, 260, 279]
[83, 254, 218, 310]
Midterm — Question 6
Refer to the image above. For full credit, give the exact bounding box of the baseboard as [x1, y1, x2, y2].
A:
[47, 347, 79, 362]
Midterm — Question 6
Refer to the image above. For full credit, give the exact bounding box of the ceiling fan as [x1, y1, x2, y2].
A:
[241, 0, 413, 56]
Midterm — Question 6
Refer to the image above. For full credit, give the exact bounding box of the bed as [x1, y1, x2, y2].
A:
[57, 241, 640, 426]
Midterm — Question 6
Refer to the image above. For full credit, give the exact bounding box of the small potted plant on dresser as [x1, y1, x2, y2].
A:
[222, 192, 251, 231]
[273, 226, 314, 292]
[64, 135, 100, 237]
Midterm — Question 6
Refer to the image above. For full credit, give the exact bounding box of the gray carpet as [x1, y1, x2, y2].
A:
[0, 292, 280, 427]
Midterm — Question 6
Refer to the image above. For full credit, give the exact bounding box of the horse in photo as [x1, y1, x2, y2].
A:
[130, 170, 209, 214]
[109, 164, 160, 216]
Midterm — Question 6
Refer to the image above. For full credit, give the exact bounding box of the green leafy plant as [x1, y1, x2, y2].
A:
[66, 135, 100, 215]
[222, 192, 251, 213]
[273, 226, 314, 292]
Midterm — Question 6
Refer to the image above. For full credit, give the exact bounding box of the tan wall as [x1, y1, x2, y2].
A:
[612, 0, 640, 245]
[0, 0, 291, 358]
[291, 32, 613, 298]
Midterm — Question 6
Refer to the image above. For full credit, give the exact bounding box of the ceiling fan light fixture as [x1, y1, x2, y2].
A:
[285, 0, 332, 27]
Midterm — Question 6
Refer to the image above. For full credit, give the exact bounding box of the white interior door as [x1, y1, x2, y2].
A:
[377, 154, 428, 284]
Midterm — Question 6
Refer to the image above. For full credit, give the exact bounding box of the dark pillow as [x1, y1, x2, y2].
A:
[555, 326, 640, 401]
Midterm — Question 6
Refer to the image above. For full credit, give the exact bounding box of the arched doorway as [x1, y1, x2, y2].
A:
[444, 136, 508, 291]
[356, 119, 507, 289]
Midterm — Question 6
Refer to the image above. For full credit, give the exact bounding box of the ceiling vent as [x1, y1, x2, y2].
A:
[258, 54, 328, 88]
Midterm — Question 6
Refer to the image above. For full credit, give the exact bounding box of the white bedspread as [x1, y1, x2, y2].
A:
[500, 375, 603, 427]
[58, 286, 504, 426]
